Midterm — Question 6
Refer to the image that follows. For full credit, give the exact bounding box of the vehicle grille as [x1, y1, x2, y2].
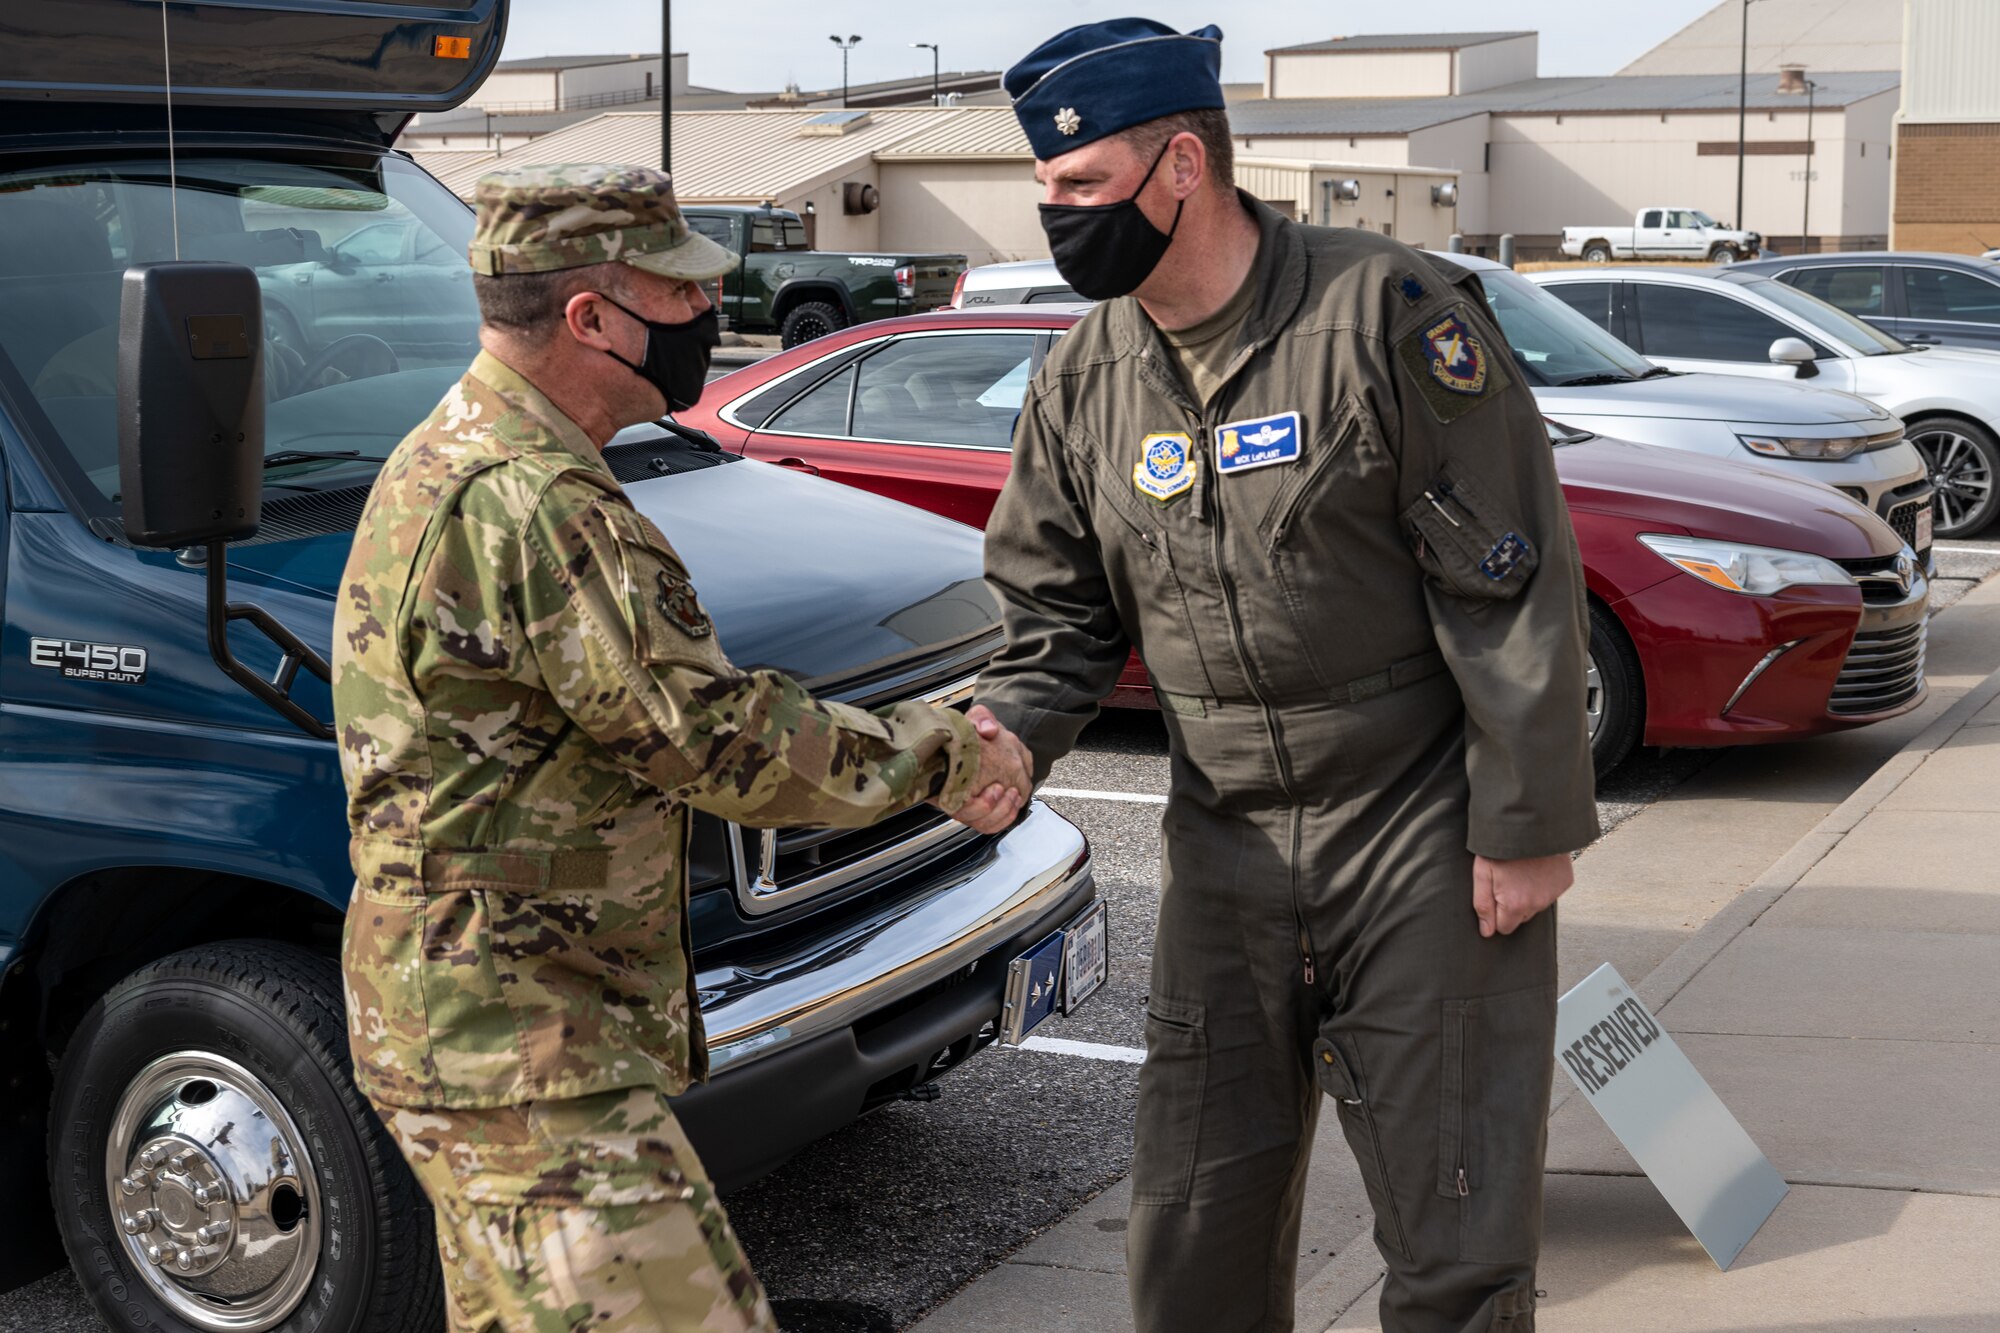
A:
[1837, 551, 1925, 606]
[728, 671, 984, 914]
[1830, 619, 1926, 716]
[1885, 498, 1929, 556]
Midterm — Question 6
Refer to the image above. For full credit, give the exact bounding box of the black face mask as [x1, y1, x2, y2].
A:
[600, 297, 719, 413]
[1038, 138, 1185, 301]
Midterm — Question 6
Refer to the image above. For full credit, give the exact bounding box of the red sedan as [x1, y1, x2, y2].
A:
[683, 309, 1929, 775]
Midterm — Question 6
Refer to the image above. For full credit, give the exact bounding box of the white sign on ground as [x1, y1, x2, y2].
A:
[1556, 962, 1788, 1270]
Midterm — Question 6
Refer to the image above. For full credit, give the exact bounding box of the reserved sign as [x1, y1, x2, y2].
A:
[1557, 963, 1788, 1270]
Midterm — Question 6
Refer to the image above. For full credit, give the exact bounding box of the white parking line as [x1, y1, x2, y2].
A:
[1934, 544, 2000, 556]
[1018, 1035, 1148, 1063]
[1040, 786, 1168, 804]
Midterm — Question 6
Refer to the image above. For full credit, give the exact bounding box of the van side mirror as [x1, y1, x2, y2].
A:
[115, 261, 334, 740]
[117, 261, 265, 547]
[1768, 336, 1819, 378]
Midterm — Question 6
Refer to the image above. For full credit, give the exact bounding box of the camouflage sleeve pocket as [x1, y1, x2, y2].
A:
[1400, 469, 1538, 602]
[595, 502, 731, 673]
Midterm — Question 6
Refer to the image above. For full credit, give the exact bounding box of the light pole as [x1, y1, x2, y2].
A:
[661, 0, 671, 170]
[830, 35, 861, 108]
[911, 42, 939, 104]
[1801, 78, 1817, 254]
[1736, 0, 1771, 230]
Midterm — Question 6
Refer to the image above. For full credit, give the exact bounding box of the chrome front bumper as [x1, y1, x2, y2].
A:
[699, 800, 1092, 1074]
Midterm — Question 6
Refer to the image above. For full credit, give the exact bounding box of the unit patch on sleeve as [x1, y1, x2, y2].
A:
[1395, 307, 1512, 425]
[1215, 411, 1302, 475]
[1134, 431, 1197, 502]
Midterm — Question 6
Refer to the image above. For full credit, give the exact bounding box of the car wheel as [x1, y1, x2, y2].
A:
[1582, 243, 1612, 264]
[1908, 415, 2000, 537]
[780, 300, 847, 348]
[1709, 245, 1739, 265]
[1587, 602, 1644, 779]
[49, 941, 440, 1333]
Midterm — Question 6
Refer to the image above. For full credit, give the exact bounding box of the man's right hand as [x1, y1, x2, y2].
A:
[944, 705, 1034, 834]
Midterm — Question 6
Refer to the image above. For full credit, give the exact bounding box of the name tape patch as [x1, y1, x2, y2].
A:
[1215, 411, 1302, 475]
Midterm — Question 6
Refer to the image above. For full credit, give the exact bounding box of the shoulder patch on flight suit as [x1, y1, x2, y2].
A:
[1397, 274, 1428, 305]
[1395, 308, 1512, 426]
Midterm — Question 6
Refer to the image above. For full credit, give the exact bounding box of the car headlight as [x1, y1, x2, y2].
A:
[1737, 433, 1868, 461]
[1638, 534, 1856, 596]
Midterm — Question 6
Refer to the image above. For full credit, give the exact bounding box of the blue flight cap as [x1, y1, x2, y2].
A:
[1005, 18, 1225, 161]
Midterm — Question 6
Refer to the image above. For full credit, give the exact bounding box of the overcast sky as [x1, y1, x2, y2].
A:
[499, 1, 1726, 94]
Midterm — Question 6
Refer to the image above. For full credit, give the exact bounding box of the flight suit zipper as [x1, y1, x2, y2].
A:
[1188, 401, 1317, 988]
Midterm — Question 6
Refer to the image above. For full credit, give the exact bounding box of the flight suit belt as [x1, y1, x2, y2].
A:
[349, 838, 611, 892]
[1154, 649, 1448, 718]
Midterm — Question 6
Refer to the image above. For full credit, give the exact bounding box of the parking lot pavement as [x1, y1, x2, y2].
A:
[11, 544, 1999, 1333]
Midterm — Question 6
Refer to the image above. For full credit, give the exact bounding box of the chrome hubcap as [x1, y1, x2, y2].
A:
[1913, 429, 1995, 533]
[1584, 653, 1605, 742]
[107, 1053, 320, 1332]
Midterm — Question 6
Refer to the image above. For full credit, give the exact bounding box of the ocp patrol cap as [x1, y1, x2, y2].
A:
[1005, 18, 1225, 161]
[467, 162, 739, 280]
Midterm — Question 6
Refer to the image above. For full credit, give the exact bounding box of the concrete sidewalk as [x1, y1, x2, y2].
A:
[917, 575, 2000, 1333]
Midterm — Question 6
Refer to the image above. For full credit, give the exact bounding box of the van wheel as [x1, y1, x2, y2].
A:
[49, 941, 440, 1333]
[780, 300, 846, 348]
[1587, 602, 1644, 779]
[1908, 415, 2000, 537]
[1709, 244, 1739, 265]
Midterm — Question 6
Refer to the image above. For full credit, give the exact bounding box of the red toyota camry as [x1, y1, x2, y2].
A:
[681, 309, 1929, 776]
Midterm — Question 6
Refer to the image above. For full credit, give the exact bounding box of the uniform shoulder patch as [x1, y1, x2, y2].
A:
[1395, 308, 1511, 425]
[1398, 274, 1428, 305]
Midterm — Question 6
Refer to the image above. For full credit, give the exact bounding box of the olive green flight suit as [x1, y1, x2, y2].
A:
[978, 199, 1599, 1333]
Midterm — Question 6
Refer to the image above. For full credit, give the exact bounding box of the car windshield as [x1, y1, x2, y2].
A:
[1732, 275, 1908, 356]
[0, 151, 480, 506]
[1473, 268, 1658, 386]
[1691, 210, 1720, 227]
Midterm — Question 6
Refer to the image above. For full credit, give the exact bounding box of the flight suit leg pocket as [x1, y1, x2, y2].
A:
[1314, 1034, 1413, 1262]
[1131, 995, 1207, 1207]
[1439, 986, 1556, 1263]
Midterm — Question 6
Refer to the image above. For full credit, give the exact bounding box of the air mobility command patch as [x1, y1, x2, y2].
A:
[1134, 432, 1197, 503]
[1395, 308, 1511, 425]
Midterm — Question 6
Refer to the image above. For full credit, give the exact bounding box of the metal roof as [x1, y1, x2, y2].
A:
[1620, 0, 1902, 76]
[872, 108, 1032, 161]
[421, 107, 1033, 201]
[497, 53, 664, 72]
[1229, 69, 1902, 137]
[1267, 32, 1532, 55]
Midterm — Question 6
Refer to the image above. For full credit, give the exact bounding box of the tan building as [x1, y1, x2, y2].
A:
[1893, 0, 2000, 253]
[415, 106, 1463, 265]
[1620, 0, 1905, 76]
[1229, 26, 1900, 257]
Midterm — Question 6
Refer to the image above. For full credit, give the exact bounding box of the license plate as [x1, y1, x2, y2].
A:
[1062, 900, 1108, 1015]
[1916, 504, 1934, 552]
[999, 901, 1109, 1045]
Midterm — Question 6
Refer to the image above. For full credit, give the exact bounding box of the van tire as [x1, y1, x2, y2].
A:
[780, 300, 847, 348]
[48, 941, 440, 1333]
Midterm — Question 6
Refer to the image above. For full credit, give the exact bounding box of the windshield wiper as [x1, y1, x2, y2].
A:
[1554, 372, 1636, 387]
[1636, 366, 1677, 379]
[262, 449, 374, 470]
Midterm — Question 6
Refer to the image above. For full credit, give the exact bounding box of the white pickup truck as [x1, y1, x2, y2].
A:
[1560, 207, 1761, 264]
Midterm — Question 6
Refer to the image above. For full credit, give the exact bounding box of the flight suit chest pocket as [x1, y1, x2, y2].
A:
[596, 502, 731, 675]
[1401, 467, 1538, 603]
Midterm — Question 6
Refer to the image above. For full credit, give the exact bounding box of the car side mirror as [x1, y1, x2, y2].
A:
[1768, 336, 1819, 378]
[117, 261, 265, 547]
[116, 260, 334, 739]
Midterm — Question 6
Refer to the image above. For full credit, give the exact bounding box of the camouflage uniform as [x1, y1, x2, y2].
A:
[334, 164, 986, 1332]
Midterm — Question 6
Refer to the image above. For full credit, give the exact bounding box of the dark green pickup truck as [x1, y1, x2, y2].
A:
[685, 205, 963, 347]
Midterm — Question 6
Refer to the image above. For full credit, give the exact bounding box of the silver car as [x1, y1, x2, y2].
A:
[1529, 265, 2000, 536]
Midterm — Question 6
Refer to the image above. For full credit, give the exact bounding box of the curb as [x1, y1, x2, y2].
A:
[1298, 659, 2000, 1332]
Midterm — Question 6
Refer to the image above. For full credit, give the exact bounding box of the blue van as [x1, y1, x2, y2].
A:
[0, 4, 1098, 1330]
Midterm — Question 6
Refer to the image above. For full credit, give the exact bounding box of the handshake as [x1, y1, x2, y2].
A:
[941, 704, 1036, 834]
